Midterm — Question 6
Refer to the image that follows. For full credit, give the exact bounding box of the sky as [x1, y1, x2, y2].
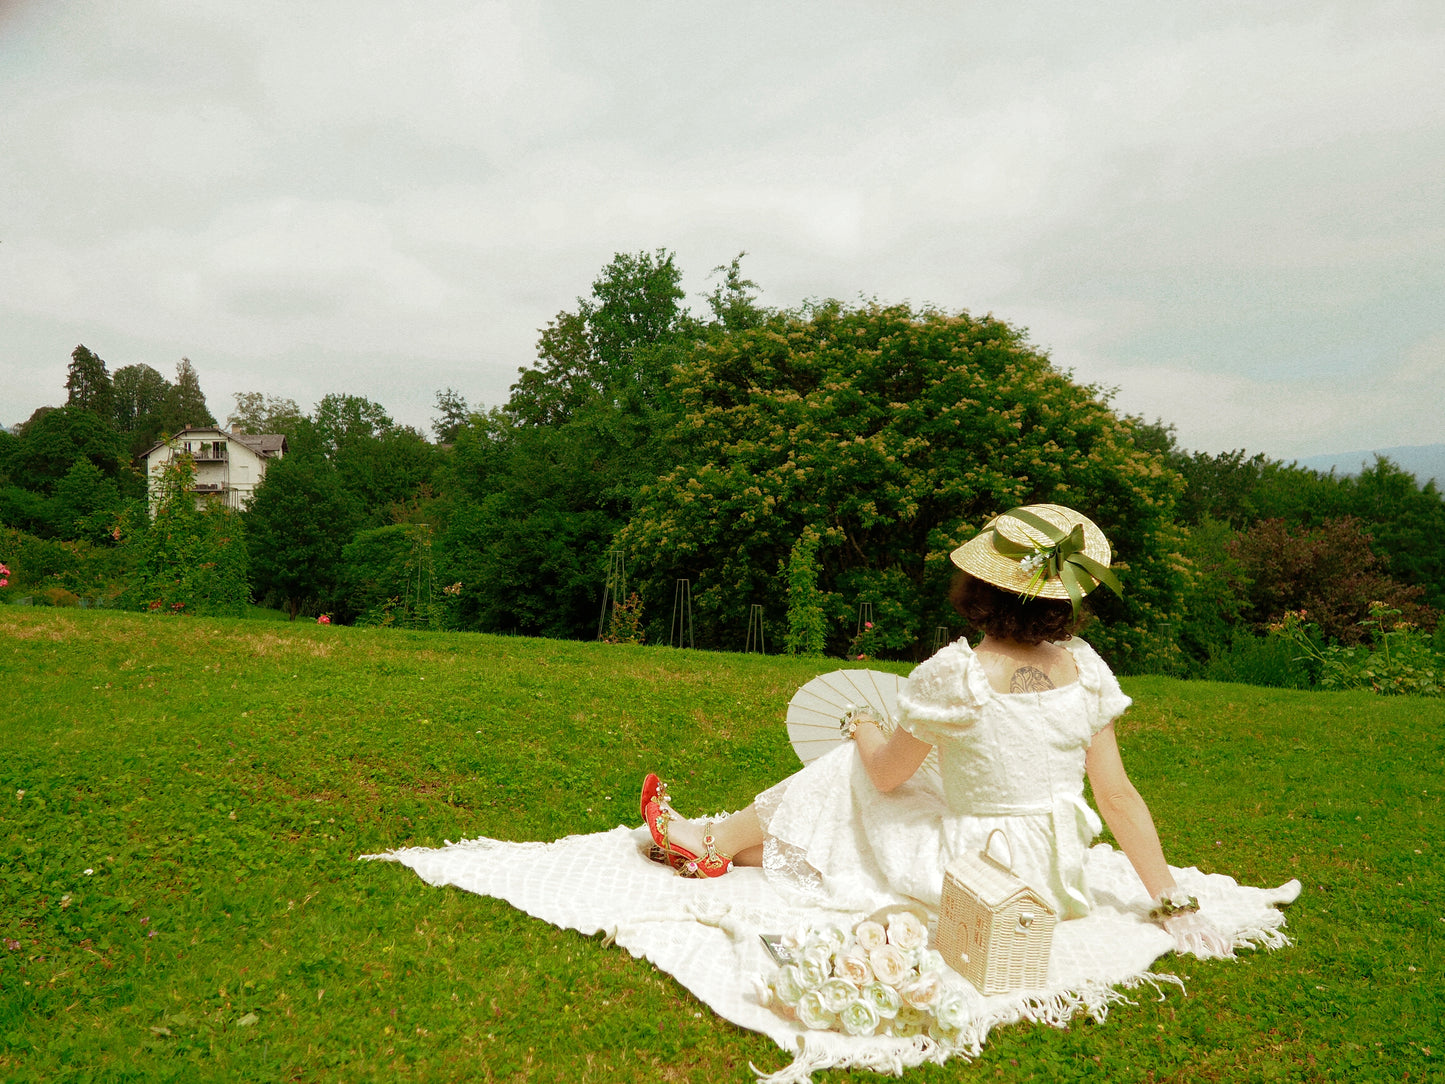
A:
[2, 0, 1442, 460]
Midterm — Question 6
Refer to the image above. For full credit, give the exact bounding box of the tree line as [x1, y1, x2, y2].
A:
[2, 251, 1441, 679]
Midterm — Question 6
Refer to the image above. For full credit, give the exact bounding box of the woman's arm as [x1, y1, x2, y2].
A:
[1087, 722, 1235, 956]
[850, 715, 933, 792]
[1084, 722, 1175, 900]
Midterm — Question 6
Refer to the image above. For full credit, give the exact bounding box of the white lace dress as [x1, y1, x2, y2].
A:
[754, 637, 1130, 920]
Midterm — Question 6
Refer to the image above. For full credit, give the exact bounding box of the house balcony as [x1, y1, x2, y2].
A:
[187, 450, 228, 461]
[191, 482, 228, 494]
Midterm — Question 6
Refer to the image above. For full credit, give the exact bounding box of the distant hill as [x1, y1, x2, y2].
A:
[1292, 444, 1445, 486]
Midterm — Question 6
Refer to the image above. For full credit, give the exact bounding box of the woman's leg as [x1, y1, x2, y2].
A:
[713, 805, 764, 867]
[664, 803, 766, 867]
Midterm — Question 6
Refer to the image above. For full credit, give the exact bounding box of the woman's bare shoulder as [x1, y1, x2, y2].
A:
[974, 641, 1079, 695]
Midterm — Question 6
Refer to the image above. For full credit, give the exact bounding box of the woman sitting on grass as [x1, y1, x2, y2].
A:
[642, 503, 1228, 953]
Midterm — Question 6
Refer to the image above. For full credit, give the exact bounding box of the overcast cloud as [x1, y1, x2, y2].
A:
[2, 0, 1441, 459]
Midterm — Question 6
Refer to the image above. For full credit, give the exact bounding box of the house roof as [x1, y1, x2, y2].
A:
[230, 432, 287, 455]
[140, 426, 289, 462]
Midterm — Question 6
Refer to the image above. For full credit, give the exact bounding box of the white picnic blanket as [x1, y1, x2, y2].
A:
[363, 825, 1299, 1082]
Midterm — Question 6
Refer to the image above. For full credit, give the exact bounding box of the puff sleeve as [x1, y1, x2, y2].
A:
[1065, 639, 1132, 734]
[894, 640, 985, 746]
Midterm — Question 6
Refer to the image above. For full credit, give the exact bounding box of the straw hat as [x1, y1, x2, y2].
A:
[949, 504, 1121, 611]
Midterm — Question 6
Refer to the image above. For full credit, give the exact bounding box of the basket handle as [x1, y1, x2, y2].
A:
[981, 828, 1014, 873]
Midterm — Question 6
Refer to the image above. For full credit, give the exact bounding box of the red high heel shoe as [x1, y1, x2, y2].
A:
[640, 773, 733, 878]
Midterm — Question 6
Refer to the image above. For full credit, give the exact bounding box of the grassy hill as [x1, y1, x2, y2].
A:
[2, 609, 1440, 1082]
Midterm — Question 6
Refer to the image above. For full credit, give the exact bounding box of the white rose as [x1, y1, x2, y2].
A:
[782, 923, 811, 953]
[933, 989, 970, 1032]
[854, 920, 887, 952]
[839, 997, 882, 1037]
[834, 951, 873, 986]
[860, 980, 902, 1020]
[796, 989, 836, 1030]
[809, 924, 848, 955]
[869, 944, 913, 987]
[886, 911, 929, 952]
[818, 977, 856, 1014]
[798, 949, 831, 989]
[890, 1005, 929, 1037]
[773, 965, 806, 1007]
[900, 971, 942, 1010]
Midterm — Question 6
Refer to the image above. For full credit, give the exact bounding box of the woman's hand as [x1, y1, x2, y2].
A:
[1161, 911, 1234, 958]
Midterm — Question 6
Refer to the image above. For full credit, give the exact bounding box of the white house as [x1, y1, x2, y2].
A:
[142, 426, 288, 511]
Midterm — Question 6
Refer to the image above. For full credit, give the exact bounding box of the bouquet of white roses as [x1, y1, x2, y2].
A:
[754, 912, 971, 1042]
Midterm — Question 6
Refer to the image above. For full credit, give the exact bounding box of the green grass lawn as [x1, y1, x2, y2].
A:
[2, 608, 1440, 1083]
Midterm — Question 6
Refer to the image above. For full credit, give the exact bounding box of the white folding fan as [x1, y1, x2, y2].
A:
[785, 668, 941, 784]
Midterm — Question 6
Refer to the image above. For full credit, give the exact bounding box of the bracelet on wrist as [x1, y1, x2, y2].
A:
[839, 708, 880, 740]
[1149, 890, 1200, 922]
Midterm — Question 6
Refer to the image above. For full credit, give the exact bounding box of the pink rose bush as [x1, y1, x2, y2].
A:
[755, 910, 971, 1042]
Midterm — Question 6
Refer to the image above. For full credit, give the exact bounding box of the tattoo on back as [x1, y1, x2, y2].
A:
[1010, 665, 1056, 693]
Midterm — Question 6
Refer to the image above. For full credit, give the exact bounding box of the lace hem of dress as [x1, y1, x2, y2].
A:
[755, 777, 826, 903]
[762, 837, 825, 901]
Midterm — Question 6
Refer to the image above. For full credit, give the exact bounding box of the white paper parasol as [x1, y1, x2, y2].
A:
[785, 668, 941, 783]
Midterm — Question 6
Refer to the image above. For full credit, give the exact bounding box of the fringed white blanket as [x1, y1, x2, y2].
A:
[362, 826, 1299, 1082]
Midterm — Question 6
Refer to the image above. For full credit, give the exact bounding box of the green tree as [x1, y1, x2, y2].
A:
[334, 425, 439, 527]
[339, 523, 444, 628]
[275, 394, 440, 527]
[113, 363, 171, 430]
[509, 309, 595, 427]
[1168, 516, 1252, 673]
[227, 392, 304, 436]
[431, 388, 470, 444]
[65, 345, 115, 419]
[125, 455, 249, 616]
[51, 459, 124, 543]
[159, 357, 216, 431]
[112, 363, 173, 458]
[1123, 430, 1445, 672]
[506, 248, 690, 426]
[1344, 457, 1445, 609]
[244, 453, 360, 619]
[2, 406, 130, 496]
[0, 523, 107, 599]
[1181, 452, 1445, 613]
[783, 526, 828, 656]
[0, 426, 17, 481]
[442, 250, 708, 638]
[0, 486, 58, 538]
[705, 253, 768, 333]
[337, 523, 415, 624]
[586, 248, 689, 390]
[439, 409, 632, 637]
[311, 393, 395, 455]
[619, 300, 1184, 664]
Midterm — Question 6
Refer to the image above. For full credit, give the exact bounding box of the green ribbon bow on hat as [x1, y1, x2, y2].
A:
[991, 507, 1124, 614]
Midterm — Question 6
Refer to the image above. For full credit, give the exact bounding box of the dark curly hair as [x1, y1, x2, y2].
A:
[948, 572, 1083, 645]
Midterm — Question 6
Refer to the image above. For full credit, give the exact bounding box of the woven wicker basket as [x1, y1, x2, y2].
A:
[937, 829, 1057, 995]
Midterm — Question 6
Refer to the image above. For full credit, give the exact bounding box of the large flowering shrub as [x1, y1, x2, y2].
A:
[619, 301, 1183, 664]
